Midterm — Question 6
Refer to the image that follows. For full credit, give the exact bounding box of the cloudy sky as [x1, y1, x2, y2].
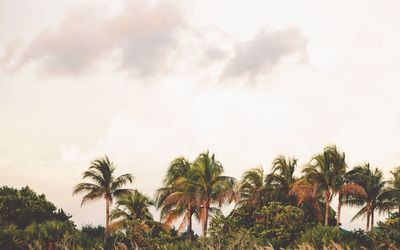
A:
[1, 0, 400, 230]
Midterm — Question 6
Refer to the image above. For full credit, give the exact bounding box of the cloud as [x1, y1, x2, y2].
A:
[15, 0, 184, 76]
[201, 47, 228, 64]
[221, 28, 307, 80]
[1, 40, 22, 68]
[108, 1, 183, 76]
[20, 10, 112, 75]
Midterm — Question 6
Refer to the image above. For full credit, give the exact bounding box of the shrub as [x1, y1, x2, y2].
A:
[296, 225, 345, 249]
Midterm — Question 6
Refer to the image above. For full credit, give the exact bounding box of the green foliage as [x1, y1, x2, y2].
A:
[296, 225, 345, 249]
[369, 214, 400, 248]
[79, 225, 105, 249]
[296, 225, 375, 249]
[344, 229, 374, 248]
[207, 202, 304, 249]
[0, 186, 71, 229]
[254, 202, 304, 248]
[0, 224, 25, 249]
[24, 220, 78, 249]
[200, 228, 263, 250]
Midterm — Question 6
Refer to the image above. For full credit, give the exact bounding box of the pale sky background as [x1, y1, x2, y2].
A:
[1, 0, 400, 232]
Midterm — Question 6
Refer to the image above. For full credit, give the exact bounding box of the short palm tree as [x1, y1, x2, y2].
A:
[302, 145, 346, 225]
[186, 151, 237, 237]
[266, 155, 298, 204]
[156, 157, 198, 241]
[73, 155, 133, 235]
[110, 190, 162, 249]
[110, 190, 154, 227]
[347, 163, 386, 230]
[109, 190, 157, 248]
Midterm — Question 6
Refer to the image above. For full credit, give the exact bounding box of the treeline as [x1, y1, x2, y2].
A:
[0, 186, 105, 249]
[1, 145, 399, 249]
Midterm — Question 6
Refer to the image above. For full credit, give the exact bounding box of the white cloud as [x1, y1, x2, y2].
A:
[6, 0, 184, 77]
[221, 28, 307, 81]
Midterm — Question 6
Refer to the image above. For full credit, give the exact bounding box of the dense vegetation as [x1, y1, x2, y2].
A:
[1, 145, 399, 249]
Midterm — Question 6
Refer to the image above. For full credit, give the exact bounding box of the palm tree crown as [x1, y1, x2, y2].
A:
[239, 166, 269, 209]
[266, 155, 298, 204]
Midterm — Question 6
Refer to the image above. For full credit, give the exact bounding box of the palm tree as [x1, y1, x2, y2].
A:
[380, 167, 400, 214]
[186, 151, 237, 237]
[290, 178, 323, 222]
[239, 166, 270, 209]
[302, 145, 346, 225]
[347, 163, 386, 230]
[110, 190, 154, 226]
[110, 190, 163, 249]
[266, 155, 298, 204]
[73, 155, 133, 235]
[334, 175, 366, 228]
[156, 157, 198, 241]
[109, 190, 156, 248]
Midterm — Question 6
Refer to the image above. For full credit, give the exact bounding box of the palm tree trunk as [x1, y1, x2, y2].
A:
[105, 196, 110, 234]
[366, 202, 371, 231]
[187, 203, 192, 242]
[324, 191, 330, 226]
[202, 200, 210, 237]
[336, 196, 341, 228]
[370, 207, 374, 230]
[104, 197, 111, 250]
[48, 242, 54, 250]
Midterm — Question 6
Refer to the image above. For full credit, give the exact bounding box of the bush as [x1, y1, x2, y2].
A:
[207, 202, 304, 249]
[254, 202, 304, 248]
[296, 225, 345, 249]
[369, 215, 400, 248]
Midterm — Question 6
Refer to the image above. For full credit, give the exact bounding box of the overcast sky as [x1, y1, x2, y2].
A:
[1, 0, 400, 231]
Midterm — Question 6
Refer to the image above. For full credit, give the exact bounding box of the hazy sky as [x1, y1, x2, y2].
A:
[1, 0, 400, 231]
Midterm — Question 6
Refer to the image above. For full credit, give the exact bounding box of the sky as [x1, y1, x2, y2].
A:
[1, 0, 400, 231]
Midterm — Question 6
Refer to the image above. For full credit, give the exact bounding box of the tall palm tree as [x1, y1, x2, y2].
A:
[186, 151, 237, 237]
[266, 155, 298, 204]
[302, 145, 346, 225]
[156, 157, 198, 241]
[239, 166, 270, 209]
[347, 163, 386, 231]
[73, 155, 133, 235]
